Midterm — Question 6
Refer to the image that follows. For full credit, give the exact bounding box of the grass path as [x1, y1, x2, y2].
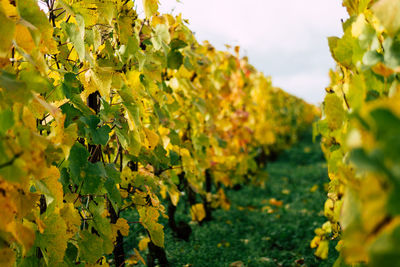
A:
[164, 132, 337, 267]
[126, 132, 338, 266]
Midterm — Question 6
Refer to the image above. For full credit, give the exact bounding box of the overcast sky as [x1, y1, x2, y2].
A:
[136, 0, 348, 104]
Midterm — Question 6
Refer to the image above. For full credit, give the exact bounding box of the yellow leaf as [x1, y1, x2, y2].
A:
[144, 127, 159, 150]
[268, 198, 283, 207]
[86, 259, 110, 267]
[190, 203, 206, 222]
[35, 216, 45, 234]
[310, 236, 321, 249]
[0, 56, 10, 68]
[315, 240, 329, 259]
[83, 69, 112, 99]
[322, 221, 332, 234]
[129, 248, 146, 265]
[22, 106, 36, 131]
[169, 188, 180, 206]
[351, 14, 366, 38]
[261, 205, 274, 213]
[13, 222, 35, 255]
[138, 237, 150, 251]
[120, 190, 128, 198]
[0, 193, 17, 230]
[15, 24, 35, 53]
[217, 188, 230, 210]
[143, 0, 159, 18]
[60, 203, 81, 239]
[309, 184, 319, 193]
[1, 0, 18, 18]
[335, 240, 344, 251]
[372, 62, 394, 77]
[324, 199, 335, 219]
[42, 166, 63, 206]
[0, 247, 15, 267]
[138, 207, 164, 247]
[114, 218, 130, 237]
[324, 94, 345, 130]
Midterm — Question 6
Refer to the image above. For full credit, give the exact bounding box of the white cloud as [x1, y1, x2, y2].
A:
[273, 70, 329, 104]
[136, 0, 348, 103]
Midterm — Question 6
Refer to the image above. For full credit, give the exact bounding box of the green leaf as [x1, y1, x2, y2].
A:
[332, 31, 356, 68]
[17, 0, 50, 31]
[170, 150, 180, 166]
[0, 108, 14, 135]
[79, 231, 104, 264]
[104, 164, 122, 206]
[122, 36, 140, 62]
[388, 185, 400, 214]
[167, 50, 183, 70]
[168, 130, 180, 146]
[92, 214, 113, 254]
[119, 89, 141, 126]
[70, 94, 94, 115]
[20, 70, 52, 94]
[105, 177, 122, 206]
[82, 162, 106, 194]
[38, 213, 68, 264]
[68, 143, 90, 184]
[370, 108, 400, 162]
[0, 10, 15, 57]
[116, 126, 142, 156]
[0, 70, 31, 104]
[60, 103, 83, 128]
[327, 36, 339, 59]
[80, 115, 111, 145]
[154, 102, 169, 124]
[383, 37, 400, 69]
[170, 39, 187, 50]
[184, 56, 194, 70]
[363, 51, 383, 67]
[158, 81, 173, 94]
[62, 73, 82, 99]
[62, 17, 85, 60]
[64, 242, 79, 266]
[350, 148, 385, 174]
[369, 224, 400, 266]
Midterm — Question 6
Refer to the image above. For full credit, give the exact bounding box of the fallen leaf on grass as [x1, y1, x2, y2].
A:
[217, 242, 230, 248]
[269, 198, 283, 207]
[237, 205, 256, 211]
[230, 261, 244, 267]
[281, 189, 290, 195]
[309, 184, 318, 192]
[261, 205, 274, 213]
[240, 238, 249, 245]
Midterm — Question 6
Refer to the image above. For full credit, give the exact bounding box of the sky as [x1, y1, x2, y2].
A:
[136, 0, 349, 104]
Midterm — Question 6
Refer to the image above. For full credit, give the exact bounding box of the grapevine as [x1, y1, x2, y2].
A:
[313, 0, 400, 265]
[0, 0, 316, 266]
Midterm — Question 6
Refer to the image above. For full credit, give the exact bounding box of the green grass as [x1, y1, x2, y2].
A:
[124, 132, 338, 266]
